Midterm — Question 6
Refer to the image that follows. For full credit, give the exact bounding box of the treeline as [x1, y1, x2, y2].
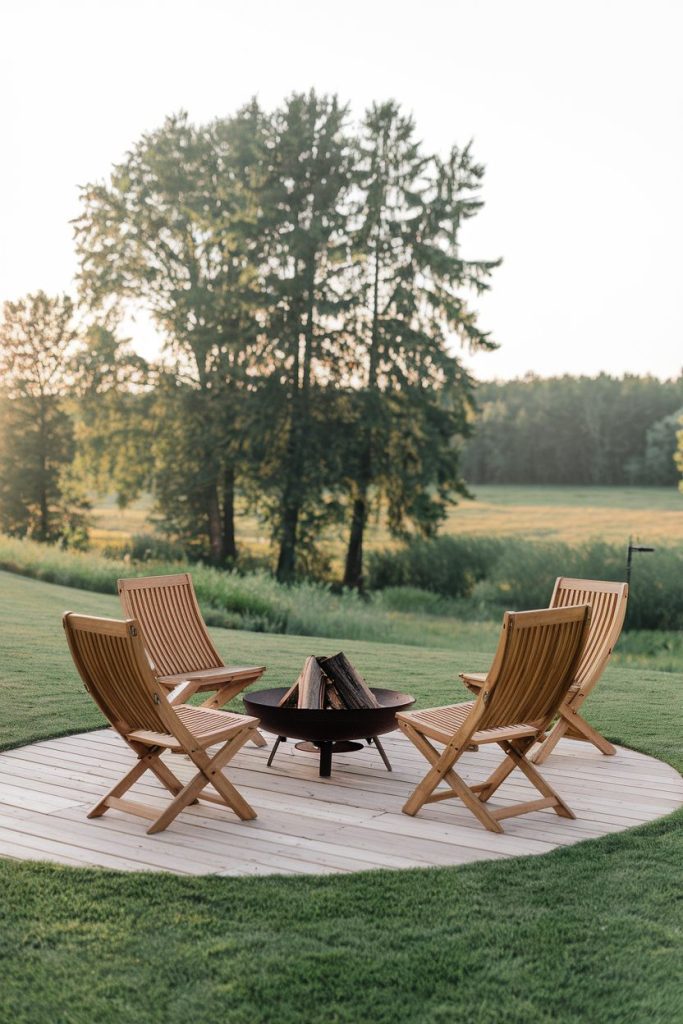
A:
[462, 374, 683, 485]
[0, 93, 498, 585]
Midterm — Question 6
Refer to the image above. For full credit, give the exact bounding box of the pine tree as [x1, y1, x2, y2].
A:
[341, 102, 499, 587]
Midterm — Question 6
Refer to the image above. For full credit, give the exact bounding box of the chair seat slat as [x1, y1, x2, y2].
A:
[398, 605, 591, 833]
[63, 612, 259, 833]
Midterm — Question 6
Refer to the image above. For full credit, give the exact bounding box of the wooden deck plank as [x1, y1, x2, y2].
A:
[7, 737, 679, 823]
[0, 753, 656, 840]
[0, 729, 680, 876]
[0, 781, 83, 813]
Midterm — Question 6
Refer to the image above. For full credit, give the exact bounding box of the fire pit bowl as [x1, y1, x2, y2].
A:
[243, 686, 415, 777]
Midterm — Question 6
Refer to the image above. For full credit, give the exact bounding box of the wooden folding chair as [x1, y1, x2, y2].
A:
[398, 605, 591, 833]
[118, 573, 267, 746]
[63, 612, 260, 834]
[461, 578, 628, 763]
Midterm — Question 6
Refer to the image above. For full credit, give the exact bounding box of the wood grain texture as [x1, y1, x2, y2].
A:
[62, 612, 260, 833]
[0, 726, 680, 875]
[460, 577, 628, 763]
[117, 574, 267, 721]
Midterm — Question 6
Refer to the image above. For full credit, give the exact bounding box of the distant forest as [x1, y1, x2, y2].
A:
[461, 374, 683, 486]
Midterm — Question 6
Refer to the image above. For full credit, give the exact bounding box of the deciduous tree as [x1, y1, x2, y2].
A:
[74, 113, 262, 564]
[0, 292, 89, 544]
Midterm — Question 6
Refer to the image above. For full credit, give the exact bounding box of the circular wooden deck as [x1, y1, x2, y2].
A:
[0, 728, 681, 875]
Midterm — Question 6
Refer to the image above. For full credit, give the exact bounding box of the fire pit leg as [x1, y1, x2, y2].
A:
[370, 736, 392, 772]
[318, 741, 333, 777]
[267, 735, 286, 768]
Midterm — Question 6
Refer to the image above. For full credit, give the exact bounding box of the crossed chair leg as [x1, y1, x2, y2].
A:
[88, 726, 258, 834]
[531, 706, 616, 764]
[399, 721, 575, 834]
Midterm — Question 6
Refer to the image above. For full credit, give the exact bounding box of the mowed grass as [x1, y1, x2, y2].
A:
[0, 571, 682, 1024]
[1, 571, 679, 760]
[90, 485, 683, 561]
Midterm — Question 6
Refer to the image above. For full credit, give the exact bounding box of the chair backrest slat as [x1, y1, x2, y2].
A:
[550, 577, 628, 694]
[478, 605, 591, 731]
[118, 574, 222, 677]
[63, 612, 187, 742]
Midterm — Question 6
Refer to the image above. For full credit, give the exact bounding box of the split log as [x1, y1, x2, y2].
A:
[325, 682, 345, 710]
[278, 656, 329, 709]
[298, 656, 328, 708]
[278, 676, 300, 708]
[317, 652, 379, 709]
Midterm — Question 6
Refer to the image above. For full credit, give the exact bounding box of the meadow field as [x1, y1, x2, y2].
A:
[91, 485, 683, 559]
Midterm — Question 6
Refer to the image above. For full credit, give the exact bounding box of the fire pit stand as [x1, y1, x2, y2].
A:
[266, 735, 392, 776]
[244, 686, 415, 778]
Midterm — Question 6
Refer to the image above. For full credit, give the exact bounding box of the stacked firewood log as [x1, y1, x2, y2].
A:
[278, 653, 379, 710]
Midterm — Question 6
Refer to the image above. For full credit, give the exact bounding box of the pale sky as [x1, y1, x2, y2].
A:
[1, 0, 681, 380]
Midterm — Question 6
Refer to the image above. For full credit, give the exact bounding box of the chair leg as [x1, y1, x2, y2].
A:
[399, 722, 503, 833]
[146, 764, 217, 834]
[88, 747, 166, 819]
[147, 756, 187, 796]
[534, 706, 616, 763]
[197, 728, 258, 819]
[501, 740, 575, 820]
[147, 727, 257, 834]
[560, 709, 617, 756]
[531, 717, 569, 764]
[472, 749, 519, 802]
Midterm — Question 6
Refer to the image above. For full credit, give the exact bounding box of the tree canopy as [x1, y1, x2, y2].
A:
[0, 292, 89, 545]
[462, 374, 683, 487]
[73, 92, 498, 580]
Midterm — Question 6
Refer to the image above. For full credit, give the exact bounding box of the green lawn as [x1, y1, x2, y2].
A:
[1, 571, 682, 1024]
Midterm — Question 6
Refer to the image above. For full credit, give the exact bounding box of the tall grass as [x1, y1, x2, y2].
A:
[0, 534, 487, 648]
[367, 535, 506, 597]
[1, 532, 681, 645]
[368, 534, 683, 630]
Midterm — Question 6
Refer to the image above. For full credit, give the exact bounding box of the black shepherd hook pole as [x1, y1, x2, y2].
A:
[626, 537, 655, 588]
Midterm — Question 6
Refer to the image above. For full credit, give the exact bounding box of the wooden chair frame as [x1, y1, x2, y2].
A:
[398, 605, 591, 833]
[461, 578, 628, 764]
[118, 573, 267, 746]
[63, 612, 260, 834]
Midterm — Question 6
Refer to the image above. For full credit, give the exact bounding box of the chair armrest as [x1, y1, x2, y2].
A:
[167, 679, 205, 705]
[460, 672, 486, 693]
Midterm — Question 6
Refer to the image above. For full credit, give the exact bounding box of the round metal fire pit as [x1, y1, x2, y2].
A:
[243, 686, 415, 777]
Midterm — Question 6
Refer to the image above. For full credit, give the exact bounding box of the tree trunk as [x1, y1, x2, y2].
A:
[343, 237, 381, 588]
[222, 465, 237, 562]
[276, 502, 299, 582]
[37, 396, 49, 542]
[207, 489, 224, 565]
[343, 492, 367, 590]
[276, 259, 316, 583]
[276, 380, 303, 582]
